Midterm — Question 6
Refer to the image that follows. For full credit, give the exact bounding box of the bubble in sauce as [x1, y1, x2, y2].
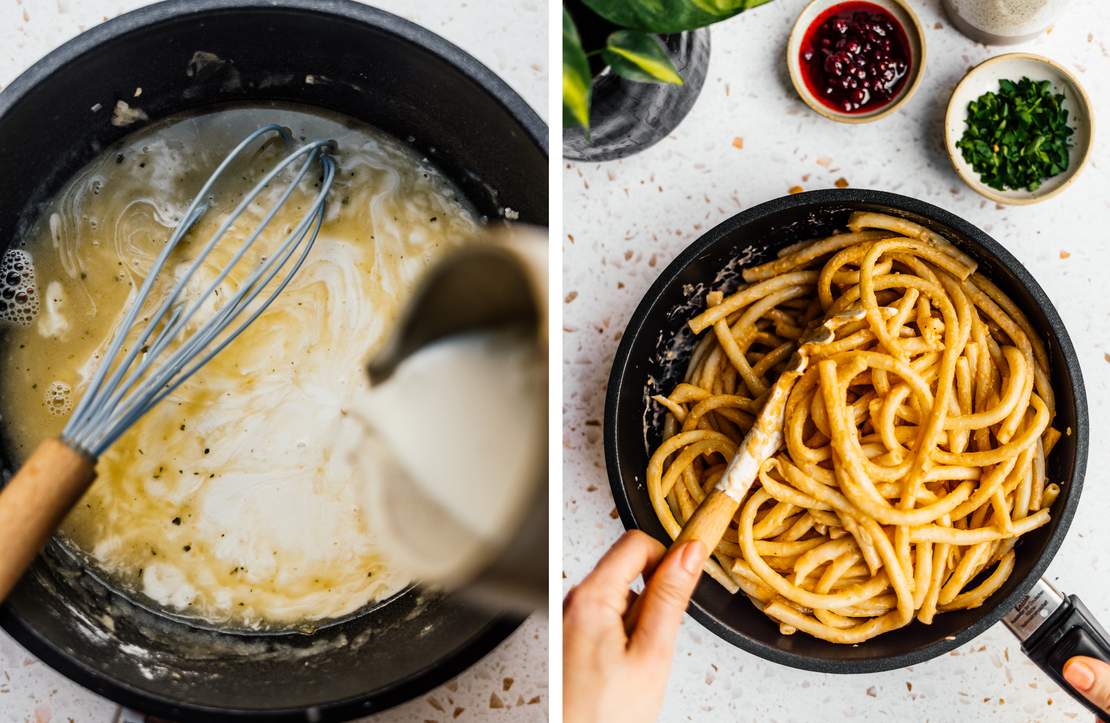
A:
[45, 380, 73, 417]
[0, 248, 39, 326]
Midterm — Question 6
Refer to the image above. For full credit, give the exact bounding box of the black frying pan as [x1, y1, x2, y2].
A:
[0, 1, 546, 720]
[605, 189, 1109, 716]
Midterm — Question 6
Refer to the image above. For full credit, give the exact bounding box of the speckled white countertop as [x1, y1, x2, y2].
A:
[0, 1, 547, 722]
[563, 0, 1108, 720]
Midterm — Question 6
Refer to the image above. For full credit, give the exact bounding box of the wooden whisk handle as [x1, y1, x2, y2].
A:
[674, 488, 741, 552]
[0, 439, 96, 602]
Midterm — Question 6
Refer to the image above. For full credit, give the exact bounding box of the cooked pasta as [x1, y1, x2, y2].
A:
[647, 211, 1059, 644]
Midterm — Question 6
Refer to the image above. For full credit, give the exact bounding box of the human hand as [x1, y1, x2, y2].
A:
[1063, 656, 1110, 721]
[563, 530, 709, 723]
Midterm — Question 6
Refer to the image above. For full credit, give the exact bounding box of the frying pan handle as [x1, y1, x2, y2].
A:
[1021, 593, 1110, 719]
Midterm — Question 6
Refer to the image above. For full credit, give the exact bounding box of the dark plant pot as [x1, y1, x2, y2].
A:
[0, 1, 546, 720]
[563, 29, 710, 162]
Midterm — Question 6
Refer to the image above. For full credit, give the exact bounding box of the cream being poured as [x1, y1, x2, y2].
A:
[343, 330, 544, 588]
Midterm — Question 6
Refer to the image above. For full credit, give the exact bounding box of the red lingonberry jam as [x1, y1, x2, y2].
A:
[800, 2, 911, 114]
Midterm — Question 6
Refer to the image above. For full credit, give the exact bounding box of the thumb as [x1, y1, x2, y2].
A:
[1063, 656, 1110, 716]
[628, 540, 708, 660]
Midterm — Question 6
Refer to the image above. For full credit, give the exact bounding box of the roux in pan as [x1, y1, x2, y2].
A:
[0, 105, 480, 629]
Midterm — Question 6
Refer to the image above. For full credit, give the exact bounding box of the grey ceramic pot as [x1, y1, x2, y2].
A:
[564, 29, 710, 162]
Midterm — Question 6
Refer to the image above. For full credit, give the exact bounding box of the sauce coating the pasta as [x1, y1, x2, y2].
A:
[650, 212, 1059, 643]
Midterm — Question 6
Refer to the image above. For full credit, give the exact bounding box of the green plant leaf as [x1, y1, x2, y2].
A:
[582, 0, 774, 33]
[562, 6, 592, 130]
[602, 30, 683, 84]
[691, 0, 774, 14]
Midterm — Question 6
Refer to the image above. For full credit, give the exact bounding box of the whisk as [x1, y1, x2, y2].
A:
[0, 124, 337, 601]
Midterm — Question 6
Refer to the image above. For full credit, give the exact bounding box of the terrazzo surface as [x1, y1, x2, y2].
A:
[563, 0, 1108, 720]
[0, 1, 547, 721]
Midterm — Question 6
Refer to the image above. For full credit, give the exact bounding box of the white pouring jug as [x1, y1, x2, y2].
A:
[344, 226, 547, 613]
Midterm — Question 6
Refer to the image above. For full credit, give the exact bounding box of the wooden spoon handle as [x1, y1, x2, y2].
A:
[674, 488, 741, 552]
[0, 438, 95, 602]
[623, 490, 738, 634]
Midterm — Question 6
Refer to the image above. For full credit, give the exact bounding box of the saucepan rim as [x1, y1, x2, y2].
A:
[0, 0, 546, 718]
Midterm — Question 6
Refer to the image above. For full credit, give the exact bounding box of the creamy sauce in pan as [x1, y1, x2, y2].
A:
[0, 105, 480, 629]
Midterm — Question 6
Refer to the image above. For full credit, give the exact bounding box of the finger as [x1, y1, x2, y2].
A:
[640, 546, 665, 580]
[566, 586, 639, 616]
[574, 530, 666, 609]
[1063, 656, 1110, 715]
[625, 588, 639, 610]
[628, 540, 708, 661]
[563, 531, 667, 646]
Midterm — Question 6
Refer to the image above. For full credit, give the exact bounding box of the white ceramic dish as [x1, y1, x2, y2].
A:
[787, 0, 926, 123]
[944, 53, 1093, 205]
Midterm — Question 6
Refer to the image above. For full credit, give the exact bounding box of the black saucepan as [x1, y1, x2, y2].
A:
[605, 189, 1109, 714]
[0, 1, 546, 720]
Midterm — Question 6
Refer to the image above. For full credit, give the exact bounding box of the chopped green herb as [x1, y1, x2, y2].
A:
[956, 77, 1073, 192]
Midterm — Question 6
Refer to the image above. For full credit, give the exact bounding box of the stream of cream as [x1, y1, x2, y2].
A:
[346, 330, 543, 587]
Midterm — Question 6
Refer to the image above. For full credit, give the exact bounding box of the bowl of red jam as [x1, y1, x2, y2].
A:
[788, 0, 926, 123]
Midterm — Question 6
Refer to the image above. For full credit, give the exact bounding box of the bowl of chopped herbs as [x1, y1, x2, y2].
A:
[945, 53, 1092, 205]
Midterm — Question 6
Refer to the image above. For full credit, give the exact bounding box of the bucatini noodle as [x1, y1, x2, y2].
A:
[647, 212, 1060, 644]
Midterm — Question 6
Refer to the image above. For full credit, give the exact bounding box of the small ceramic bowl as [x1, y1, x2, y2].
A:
[787, 0, 926, 123]
[945, 53, 1093, 205]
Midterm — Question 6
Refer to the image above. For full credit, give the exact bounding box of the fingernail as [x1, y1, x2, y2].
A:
[1064, 659, 1095, 692]
[680, 541, 707, 575]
